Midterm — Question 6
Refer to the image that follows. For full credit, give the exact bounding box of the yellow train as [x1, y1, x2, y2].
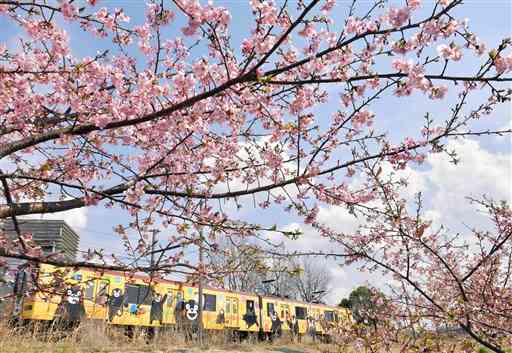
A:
[11, 263, 351, 339]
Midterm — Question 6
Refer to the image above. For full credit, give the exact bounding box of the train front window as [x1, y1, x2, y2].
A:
[295, 306, 307, 320]
[324, 310, 334, 322]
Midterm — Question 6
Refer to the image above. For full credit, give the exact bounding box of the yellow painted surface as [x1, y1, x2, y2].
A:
[16, 263, 349, 335]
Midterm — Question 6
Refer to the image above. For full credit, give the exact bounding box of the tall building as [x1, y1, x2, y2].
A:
[0, 219, 81, 300]
[0, 219, 80, 261]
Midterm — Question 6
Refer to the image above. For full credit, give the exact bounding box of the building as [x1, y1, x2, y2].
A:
[0, 219, 80, 261]
[0, 219, 81, 301]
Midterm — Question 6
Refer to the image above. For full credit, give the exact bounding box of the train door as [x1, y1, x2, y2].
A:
[294, 305, 308, 334]
[225, 298, 231, 326]
[164, 288, 182, 324]
[96, 279, 109, 318]
[264, 300, 277, 333]
[225, 296, 239, 327]
[87, 279, 109, 319]
[244, 299, 258, 330]
[232, 298, 239, 327]
[279, 303, 290, 331]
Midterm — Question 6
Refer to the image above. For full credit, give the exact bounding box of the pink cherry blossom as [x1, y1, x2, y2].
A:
[408, 0, 422, 10]
[0, 3, 509, 348]
[345, 17, 364, 34]
[60, 0, 78, 20]
[392, 58, 413, 73]
[388, 7, 410, 27]
[321, 0, 336, 13]
[437, 44, 463, 61]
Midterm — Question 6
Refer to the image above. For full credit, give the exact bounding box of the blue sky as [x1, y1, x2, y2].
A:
[1, 0, 510, 303]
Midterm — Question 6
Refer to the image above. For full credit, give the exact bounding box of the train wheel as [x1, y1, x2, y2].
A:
[124, 325, 134, 339]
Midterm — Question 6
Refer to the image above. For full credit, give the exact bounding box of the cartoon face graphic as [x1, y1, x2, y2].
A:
[270, 311, 277, 322]
[112, 288, 122, 298]
[185, 300, 199, 321]
[153, 293, 162, 303]
[66, 288, 81, 304]
[62, 286, 85, 322]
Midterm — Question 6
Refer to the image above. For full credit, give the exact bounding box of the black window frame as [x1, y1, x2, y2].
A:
[125, 284, 152, 305]
[266, 302, 275, 316]
[295, 306, 307, 320]
[324, 310, 334, 322]
[203, 294, 217, 312]
[84, 280, 95, 300]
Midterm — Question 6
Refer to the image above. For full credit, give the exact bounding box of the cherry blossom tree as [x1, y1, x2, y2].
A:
[306, 166, 511, 352]
[0, 0, 511, 348]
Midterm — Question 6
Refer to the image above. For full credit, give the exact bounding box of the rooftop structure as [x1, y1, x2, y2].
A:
[1, 219, 80, 261]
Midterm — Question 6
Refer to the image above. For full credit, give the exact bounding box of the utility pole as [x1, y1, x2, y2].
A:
[150, 229, 159, 270]
[197, 230, 204, 345]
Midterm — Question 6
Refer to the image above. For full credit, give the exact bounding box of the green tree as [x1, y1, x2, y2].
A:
[339, 286, 380, 328]
[338, 298, 352, 309]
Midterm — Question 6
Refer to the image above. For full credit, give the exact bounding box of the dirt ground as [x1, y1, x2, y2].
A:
[0, 343, 326, 353]
[143, 346, 321, 353]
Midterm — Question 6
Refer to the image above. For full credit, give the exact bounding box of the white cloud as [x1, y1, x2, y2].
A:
[420, 139, 511, 230]
[326, 266, 350, 303]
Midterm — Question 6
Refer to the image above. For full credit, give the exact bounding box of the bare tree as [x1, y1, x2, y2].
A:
[207, 238, 265, 292]
[291, 257, 331, 303]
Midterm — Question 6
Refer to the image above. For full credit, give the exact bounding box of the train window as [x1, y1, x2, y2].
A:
[246, 300, 255, 312]
[232, 300, 238, 314]
[203, 294, 216, 312]
[84, 281, 95, 300]
[324, 310, 334, 322]
[126, 284, 152, 305]
[295, 306, 307, 320]
[267, 302, 275, 316]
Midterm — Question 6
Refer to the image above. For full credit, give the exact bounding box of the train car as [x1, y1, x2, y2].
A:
[10, 262, 350, 340]
[13, 264, 182, 327]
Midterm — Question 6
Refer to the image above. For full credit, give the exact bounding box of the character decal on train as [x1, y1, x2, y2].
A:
[307, 315, 316, 337]
[62, 286, 85, 322]
[108, 288, 125, 321]
[185, 299, 199, 321]
[216, 308, 225, 324]
[150, 292, 167, 324]
[243, 301, 258, 328]
[270, 311, 282, 335]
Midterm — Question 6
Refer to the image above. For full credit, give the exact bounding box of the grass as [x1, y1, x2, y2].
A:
[0, 319, 327, 353]
[0, 318, 509, 353]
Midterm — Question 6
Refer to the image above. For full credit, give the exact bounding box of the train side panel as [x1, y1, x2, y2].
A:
[12, 263, 352, 337]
